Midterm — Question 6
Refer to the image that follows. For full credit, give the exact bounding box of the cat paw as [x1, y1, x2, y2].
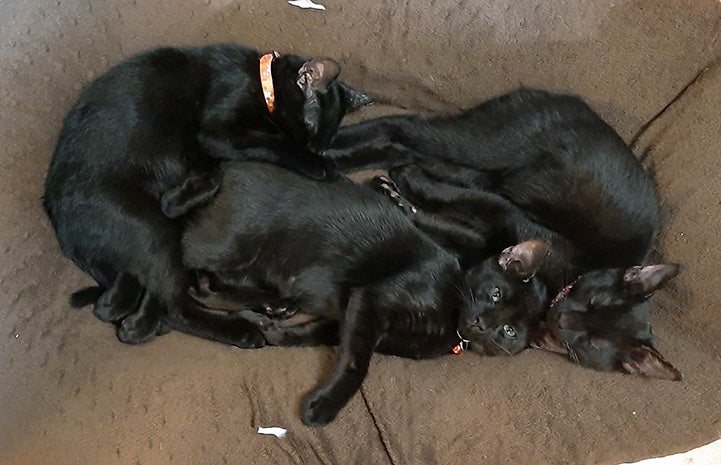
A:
[155, 319, 171, 336]
[218, 317, 267, 348]
[93, 299, 123, 323]
[300, 157, 340, 181]
[160, 173, 221, 219]
[232, 328, 267, 349]
[370, 175, 417, 215]
[321, 164, 341, 181]
[116, 313, 161, 344]
[93, 290, 137, 323]
[300, 390, 340, 426]
[192, 271, 213, 297]
[257, 303, 299, 320]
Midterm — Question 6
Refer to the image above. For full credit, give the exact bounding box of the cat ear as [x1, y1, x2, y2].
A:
[339, 82, 373, 112]
[621, 345, 682, 381]
[529, 325, 567, 354]
[297, 58, 341, 95]
[498, 239, 551, 278]
[623, 264, 680, 297]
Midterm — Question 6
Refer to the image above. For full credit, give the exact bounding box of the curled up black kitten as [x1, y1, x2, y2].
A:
[44, 43, 371, 344]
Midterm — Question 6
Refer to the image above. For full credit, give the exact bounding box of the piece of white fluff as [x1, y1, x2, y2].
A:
[257, 426, 287, 438]
[288, 0, 326, 11]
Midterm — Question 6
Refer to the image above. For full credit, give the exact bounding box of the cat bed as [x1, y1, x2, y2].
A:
[2, 1, 720, 464]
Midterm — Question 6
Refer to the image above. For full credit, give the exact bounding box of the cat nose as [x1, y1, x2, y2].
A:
[470, 316, 490, 332]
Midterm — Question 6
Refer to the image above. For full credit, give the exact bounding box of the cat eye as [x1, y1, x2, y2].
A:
[502, 324, 517, 338]
[490, 286, 502, 302]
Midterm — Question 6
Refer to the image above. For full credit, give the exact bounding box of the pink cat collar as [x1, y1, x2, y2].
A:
[550, 281, 576, 307]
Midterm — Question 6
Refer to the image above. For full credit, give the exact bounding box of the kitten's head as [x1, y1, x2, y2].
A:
[272, 55, 372, 153]
[531, 264, 682, 380]
[459, 239, 550, 356]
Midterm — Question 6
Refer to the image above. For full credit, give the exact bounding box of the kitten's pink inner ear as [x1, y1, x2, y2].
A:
[529, 326, 567, 354]
[623, 263, 681, 295]
[298, 58, 341, 89]
[498, 239, 551, 276]
[621, 346, 683, 381]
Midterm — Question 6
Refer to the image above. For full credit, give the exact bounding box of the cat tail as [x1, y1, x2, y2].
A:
[164, 296, 267, 349]
[70, 286, 105, 308]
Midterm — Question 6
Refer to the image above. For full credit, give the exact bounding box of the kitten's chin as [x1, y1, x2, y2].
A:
[467, 340, 502, 356]
[457, 326, 472, 340]
[459, 326, 500, 356]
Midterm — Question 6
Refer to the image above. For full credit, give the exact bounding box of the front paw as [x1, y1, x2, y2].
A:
[116, 312, 161, 344]
[233, 327, 267, 349]
[300, 390, 341, 426]
[93, 289, 138, 323]
[320, 161, 341, 181]
[299, 154, 341, 181]
[370, 175, 417, 215]
[255, 301, 299, 320]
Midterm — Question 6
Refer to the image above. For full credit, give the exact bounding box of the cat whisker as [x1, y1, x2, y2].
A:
[492, 340, 513, 356]
[563, 342, 580, 365]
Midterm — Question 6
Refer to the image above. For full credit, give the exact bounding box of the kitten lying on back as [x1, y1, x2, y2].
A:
[176, 160, 481, 426]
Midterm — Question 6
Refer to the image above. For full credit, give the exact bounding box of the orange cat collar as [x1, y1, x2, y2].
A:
[260, 51, 280, 114]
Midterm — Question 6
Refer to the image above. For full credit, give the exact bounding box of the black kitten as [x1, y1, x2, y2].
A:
[43, 43, 370, 344]
[531, 264, 681, 380]
[324, 88, 660, 359]
[177, 161, 473, 426]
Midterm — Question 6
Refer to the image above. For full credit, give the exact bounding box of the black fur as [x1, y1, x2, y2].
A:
[179, 161, 473, 426]
[324, 88, 662, 360]
[43, 43, 371, 344]
[533, 264, 682, 380]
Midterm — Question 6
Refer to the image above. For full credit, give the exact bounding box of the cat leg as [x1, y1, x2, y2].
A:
[188, 283, 299, 319]
[165, 302, 266, 348]
[93, 272, 144, 323]
[409, 158, 496, 189]
[390, 164, 517, 222]
[366, 164, 492, 255]
[391, 165, 568, 270]
[52, 183, 184, 343]
[262, 318, 340, 347]
[322, 116, 425, 172]
[300, 290, 377, 426]
[159, 273, 269, 349]
[368, 174, 418, 217]
[160, 170, 222, 219]
[388, 164, 527, 260]
[410, 212, 493, 263]
[186, 279, 335, 347]
[151, 273, 267, 348]
[197, 132, 339, 181]
[115, 291, 167, 344]
[64, 184, 264, 347]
